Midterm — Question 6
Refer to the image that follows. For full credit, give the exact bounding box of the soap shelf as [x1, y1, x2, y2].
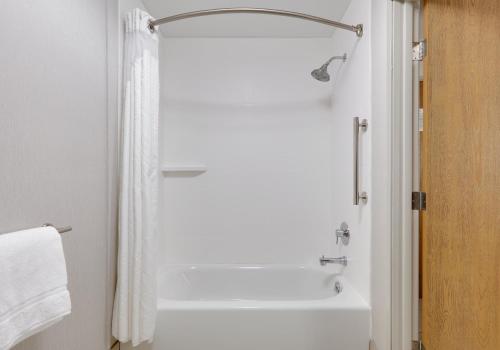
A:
[161, 164, 207, 173]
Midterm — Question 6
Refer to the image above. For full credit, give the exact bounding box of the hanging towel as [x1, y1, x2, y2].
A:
[0, 227, 71, 350]
[112, 8, 159, 347]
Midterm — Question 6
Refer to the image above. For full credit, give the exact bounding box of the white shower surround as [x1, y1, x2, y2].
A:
[329, 0, 372, 307]
[157, 41, 371, 350]
[159, 38, 337, 267]
[157, 4, 371, 301]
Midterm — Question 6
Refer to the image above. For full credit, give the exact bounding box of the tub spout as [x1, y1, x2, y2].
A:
[319, 255, 348, 266]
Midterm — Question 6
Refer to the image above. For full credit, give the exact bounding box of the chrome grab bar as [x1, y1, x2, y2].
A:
[353, 117, 368, 205]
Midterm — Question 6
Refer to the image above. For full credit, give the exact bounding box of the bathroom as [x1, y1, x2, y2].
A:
[1, 1, 498, 350]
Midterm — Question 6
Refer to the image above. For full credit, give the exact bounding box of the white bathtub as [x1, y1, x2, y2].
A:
[124, 265, 371, 350]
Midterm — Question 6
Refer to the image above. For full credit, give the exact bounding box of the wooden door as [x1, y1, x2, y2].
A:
[421, 0, 500, 349]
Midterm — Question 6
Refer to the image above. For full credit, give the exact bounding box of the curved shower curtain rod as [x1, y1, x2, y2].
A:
[148, 8, 363, 37]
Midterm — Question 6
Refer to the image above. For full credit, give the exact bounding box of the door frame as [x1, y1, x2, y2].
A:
[390, 0, 418, 349]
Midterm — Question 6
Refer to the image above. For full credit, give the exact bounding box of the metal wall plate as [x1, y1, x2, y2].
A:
[335, 222, 350, 245]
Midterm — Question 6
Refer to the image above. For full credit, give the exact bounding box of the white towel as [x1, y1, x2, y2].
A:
[0, 227, 71, 350]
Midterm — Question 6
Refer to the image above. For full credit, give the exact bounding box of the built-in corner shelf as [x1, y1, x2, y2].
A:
[161, 164, 207, 173]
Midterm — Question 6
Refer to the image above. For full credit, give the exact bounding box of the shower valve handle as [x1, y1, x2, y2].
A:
[335, 222, 350, 246]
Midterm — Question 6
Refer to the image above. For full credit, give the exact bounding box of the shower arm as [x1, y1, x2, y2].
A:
[323, 54, 348, 67]
[148, 8, 363, 37]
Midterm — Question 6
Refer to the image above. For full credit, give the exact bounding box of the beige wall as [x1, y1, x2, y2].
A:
[0, 1, 118, 349]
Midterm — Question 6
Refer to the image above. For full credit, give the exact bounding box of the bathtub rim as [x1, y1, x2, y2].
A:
[156, 264, 371, 311]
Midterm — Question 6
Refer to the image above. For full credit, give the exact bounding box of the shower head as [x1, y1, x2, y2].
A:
[311, 63, 331, 82]
[311, 53, 347, 82]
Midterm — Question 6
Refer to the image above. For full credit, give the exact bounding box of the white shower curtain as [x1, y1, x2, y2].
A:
[112, 8, 159, 346]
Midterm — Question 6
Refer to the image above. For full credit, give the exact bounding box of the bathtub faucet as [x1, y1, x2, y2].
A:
[319, 255, 348, 266]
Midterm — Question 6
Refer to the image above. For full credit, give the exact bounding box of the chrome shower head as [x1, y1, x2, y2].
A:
[311, 53, 347, 82]
[311, 63, 331, 82]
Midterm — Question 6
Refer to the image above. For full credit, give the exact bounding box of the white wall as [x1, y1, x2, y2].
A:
[158, 38, 339, 266]
[0, 1, 116, 349]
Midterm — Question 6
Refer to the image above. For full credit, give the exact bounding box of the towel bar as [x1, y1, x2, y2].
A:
[42, 223, 72, 234]
[1, 224, 72, 235]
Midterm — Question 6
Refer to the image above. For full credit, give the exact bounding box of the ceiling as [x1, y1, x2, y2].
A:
[141, 0, 353, 37]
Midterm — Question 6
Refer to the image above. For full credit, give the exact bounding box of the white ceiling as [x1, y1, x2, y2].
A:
[141, 0, 353, 37]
